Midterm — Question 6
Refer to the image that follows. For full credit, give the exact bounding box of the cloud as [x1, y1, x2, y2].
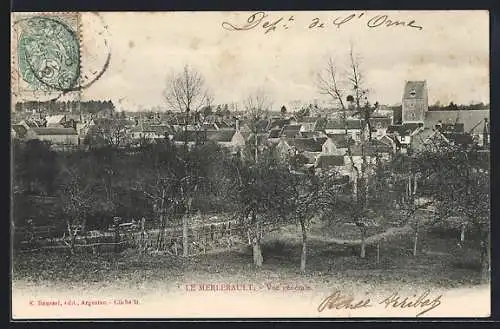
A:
[81, 11, 489, 110]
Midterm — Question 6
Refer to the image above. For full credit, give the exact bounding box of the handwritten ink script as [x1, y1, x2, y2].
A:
[317, 290, 442, 317]
[222, 12, 423, 34]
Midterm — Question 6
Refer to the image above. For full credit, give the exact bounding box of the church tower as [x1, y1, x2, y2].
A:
[402, 81, 428, 124]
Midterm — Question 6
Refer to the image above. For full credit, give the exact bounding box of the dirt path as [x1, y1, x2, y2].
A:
[278, 215, 435, 247]
[307, 224, 415, 246]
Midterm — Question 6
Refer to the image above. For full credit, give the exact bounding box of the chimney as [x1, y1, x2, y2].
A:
[235, 117, 240, 131]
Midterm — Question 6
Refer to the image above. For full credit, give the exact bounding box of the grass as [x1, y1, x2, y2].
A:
[12, 220, 484, 294]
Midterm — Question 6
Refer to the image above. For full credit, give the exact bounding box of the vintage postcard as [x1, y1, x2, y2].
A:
[10, 11, 490, 319]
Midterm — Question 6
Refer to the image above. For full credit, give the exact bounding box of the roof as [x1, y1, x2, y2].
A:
[378, 135, 396, 147]
[281, 124, 302, 138]
[173, 130, 207, 142]
[32, 127, 77, 136]
[287, 137, 326, 153]
[369, 116, 392, 128]
[22, 119, 39, 128]
[411, 128, 449, 151]
[316, 155, 345, 168]
[403, 81, 427, 99]
[267, 118, 290, 130]
[206, 129, 236, 143]
[440, 123, 465, 133]
[202, 123, 218, 130]
[93, 118, 133, 127]
[268, 128, 282, 139]
[424, 110, 489, 134]
[386, 123, 422, 135]
[326, 134, 355, 149]
[445, 132, 474, 146]
[12, 125, 28, 138]
[131, 125, 173, 134]
[300, 131, 326, 139]
[350, 140, 393, 156]
[325, 119, 363, 130]
[45, 114, 65, 124]
[299, 122, 316, 132]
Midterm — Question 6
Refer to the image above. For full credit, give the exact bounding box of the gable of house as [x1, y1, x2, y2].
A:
[231, 131, 246, 147]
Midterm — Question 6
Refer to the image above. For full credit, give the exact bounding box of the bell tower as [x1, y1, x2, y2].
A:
[402, 81, 428, 124]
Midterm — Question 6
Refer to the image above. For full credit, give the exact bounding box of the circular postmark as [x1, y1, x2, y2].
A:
[17, 16, 80, 92]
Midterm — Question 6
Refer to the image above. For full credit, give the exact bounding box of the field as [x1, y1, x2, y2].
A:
[12, 220, 484, 296]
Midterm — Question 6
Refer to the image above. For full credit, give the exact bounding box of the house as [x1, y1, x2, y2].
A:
[280, 124, 302, 139]
[376, 134, 397, 152]
[28, 127, 79, 148]
[45, 114, 67, 127]
[402, 80, 428, 124]
[131, 124, 173, 141]
[206, 129, 237, 147]
[312, 136, 349, 173]
[298, 117, 319, 132]
[268, 128, 282, 141]
[327, 133, 356, 151]
[19, 119, 41, 130]
[368, 116, 392, 137]
[267, 117, 290, 131]
[411, 128, 450, 153]
[202, 122, 219, 130]
[386, 123, 423, 153]
[11, 124, 37, 140]
[173, 129, 207, 146]
[275, 137, 326, 163]
[324, 119, 365, 141]
[424, 110, 489, 134]
[424, 110, 489, 147]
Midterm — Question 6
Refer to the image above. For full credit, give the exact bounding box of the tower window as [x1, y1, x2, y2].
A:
[409, 89, 416, 97]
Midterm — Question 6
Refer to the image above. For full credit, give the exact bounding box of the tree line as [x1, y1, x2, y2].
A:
[14, 100, 115, 114]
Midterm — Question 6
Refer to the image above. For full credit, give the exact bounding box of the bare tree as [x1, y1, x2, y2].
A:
[164, 65, 208, 114]
[243, 88, 273, 163]
[88, 119, 129, 148]
[316, 45, 379, 258]
[164, 65, 208, 145]
[317, 57, 347, 117]
[204, 90, 215, 110]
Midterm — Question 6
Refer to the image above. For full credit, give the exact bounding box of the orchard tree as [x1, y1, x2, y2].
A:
[316, 45, 382, 258]
[414, 144, 490, 282]
[229, 148, 294, 267]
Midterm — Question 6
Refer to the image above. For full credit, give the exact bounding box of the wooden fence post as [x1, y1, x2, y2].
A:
[113, 217, 121, 253]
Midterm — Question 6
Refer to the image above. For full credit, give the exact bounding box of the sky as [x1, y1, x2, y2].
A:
[78, 11, 489, 111]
